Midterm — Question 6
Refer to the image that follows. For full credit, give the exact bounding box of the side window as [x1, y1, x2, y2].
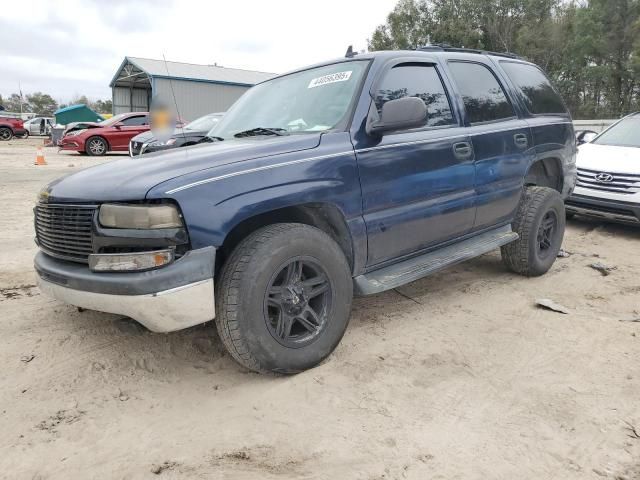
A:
[448, 62, 515, 123]
[500, 62, 567, 114]
[120, 115, 147, 126]
[374, 64, 455, 127]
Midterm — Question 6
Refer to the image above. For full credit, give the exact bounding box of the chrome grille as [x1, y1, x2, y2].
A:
[576, 168, 640, 195]
[34, 204, 96, 262]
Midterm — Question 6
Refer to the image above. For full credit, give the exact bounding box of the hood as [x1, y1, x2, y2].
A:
[131, 127, 206, 144]
[577, 143, 640, 175]
[64, 121, 102, 134]
[131, 130, 155, 143]
[43, 134, 322, 203]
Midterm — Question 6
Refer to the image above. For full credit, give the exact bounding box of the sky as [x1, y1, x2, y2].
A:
[0, 0, 398, 104]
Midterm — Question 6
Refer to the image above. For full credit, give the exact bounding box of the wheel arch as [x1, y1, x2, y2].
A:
[216, 203, 355, 278]
[524, 156, 564, 193]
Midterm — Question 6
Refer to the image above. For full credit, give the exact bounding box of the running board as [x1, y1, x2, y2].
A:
[354, 225, 518, 295]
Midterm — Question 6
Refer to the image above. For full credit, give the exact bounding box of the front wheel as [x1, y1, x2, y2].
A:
[86, 136, 107, 156]
[501, 186, 566, 277]
[216, 223, 353, 374]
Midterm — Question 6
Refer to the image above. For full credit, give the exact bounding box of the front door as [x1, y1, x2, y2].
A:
[354, 61, 476, 267]
[110, 114, 149, 150]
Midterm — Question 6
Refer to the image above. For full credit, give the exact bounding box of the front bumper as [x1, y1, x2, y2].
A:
[34, 246, 216, 332]
[566, 194, 640, 225]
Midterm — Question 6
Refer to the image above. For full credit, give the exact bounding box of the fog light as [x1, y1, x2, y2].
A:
[88, 249, 174, 272]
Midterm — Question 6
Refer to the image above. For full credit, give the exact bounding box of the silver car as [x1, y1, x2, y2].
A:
[24, 117, 54, 136]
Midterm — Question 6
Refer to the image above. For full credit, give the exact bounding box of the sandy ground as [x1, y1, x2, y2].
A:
[0, 137, 639, 480]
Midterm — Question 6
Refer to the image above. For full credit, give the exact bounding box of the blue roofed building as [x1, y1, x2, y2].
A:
[109, 57, 275, 121]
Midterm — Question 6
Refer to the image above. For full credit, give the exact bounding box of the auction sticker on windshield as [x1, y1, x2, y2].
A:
[308, 71, 352, 89]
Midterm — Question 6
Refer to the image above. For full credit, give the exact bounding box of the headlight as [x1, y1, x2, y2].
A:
[99, 204, 183, 229]
[65, 130, 83, 137]
[151, 138, 177, 147]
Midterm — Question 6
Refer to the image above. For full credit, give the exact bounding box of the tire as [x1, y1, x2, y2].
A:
[216, 223, 353, 374]
[501, 186, 566, 277]
[0, 127, 13, 141]
[85, 136, 107, 156]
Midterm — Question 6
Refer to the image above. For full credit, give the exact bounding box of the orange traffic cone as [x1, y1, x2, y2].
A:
[34, 147, 47, 166]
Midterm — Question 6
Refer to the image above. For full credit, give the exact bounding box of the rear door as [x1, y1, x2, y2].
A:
[354, 60, 477, 267]
[446, 60, 533, 231]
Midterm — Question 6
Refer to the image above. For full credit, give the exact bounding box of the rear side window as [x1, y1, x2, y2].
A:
[500, 62, 567, 114]
[448, 62, 514, 123]
[374, 64, 455, 127]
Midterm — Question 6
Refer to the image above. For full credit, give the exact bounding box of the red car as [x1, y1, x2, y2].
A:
[0, 116, 28, 141]
[59, 112, 150, 156]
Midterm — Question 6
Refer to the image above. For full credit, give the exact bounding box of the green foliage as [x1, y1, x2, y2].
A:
[92, 99, 113, 114]
[26, 92, 58, 116]
[369, 0, 640, 118]
[3, 93, 26, 113]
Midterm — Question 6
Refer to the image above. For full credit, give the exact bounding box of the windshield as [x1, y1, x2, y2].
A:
[209, 60, 369, 140]
[101, 113, 128, 126]
[593, 116, 640, 148]
[185, 113, 222, 131]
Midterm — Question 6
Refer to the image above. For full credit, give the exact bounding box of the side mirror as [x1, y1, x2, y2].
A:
[114, 123, 123, 129]
[368, 97, 427, 135]
[581, 132, 597, 144]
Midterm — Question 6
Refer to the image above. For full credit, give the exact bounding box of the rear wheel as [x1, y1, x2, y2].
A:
[86, 136, 107, 156]
[216, 223, 353, 374]
[501, 186, 565, 276]
[0, 127, 13, 141]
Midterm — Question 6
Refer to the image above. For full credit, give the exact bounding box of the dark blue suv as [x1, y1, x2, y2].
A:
[34, 47, 576, 373]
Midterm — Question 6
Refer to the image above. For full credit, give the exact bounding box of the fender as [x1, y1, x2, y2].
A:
[148, 132, 368, 272]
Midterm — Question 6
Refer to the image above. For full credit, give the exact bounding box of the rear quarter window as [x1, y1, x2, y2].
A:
[500, 62, 567, 115]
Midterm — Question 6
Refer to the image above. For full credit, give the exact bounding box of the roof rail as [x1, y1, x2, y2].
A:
[416, 45, 521, 60]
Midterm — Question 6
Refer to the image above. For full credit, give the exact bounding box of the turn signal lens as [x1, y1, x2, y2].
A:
[99, 204, 182, 229]
[88, 249, 174, 272]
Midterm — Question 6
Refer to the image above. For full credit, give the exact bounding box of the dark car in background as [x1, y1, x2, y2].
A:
[129, 112, 223, 156]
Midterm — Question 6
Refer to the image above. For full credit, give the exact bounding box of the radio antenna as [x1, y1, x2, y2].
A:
[162, 53, 188, 146]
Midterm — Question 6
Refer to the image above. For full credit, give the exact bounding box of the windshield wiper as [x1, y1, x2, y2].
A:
[197, 135, 224, 144]
[233, 127, 288, 138]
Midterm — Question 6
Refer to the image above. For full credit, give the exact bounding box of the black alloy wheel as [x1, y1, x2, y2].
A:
[264, 257, 332, 348]
[536, 210, 558, 259]
[0, 127, 13, 141]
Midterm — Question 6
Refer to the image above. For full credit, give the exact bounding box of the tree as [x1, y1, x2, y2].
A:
[3, 93, 26, 113]
[69, 95, 90, 107]
[92, 99, 113, 114]
[26, 92, 58, 116]
[368, 0, 640, 119]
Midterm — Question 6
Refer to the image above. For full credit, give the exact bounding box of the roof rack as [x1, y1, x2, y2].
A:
[416, 44, 522, 60]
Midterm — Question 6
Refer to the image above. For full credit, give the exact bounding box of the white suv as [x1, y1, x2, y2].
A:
[566, 112, 640, 225]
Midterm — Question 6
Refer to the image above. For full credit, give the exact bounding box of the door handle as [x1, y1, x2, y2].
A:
[453, 141, 473, 160]
[514, 133, 528, 149]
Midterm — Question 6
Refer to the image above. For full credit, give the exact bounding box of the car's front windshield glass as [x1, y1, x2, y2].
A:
[185, 114, 222, 131]
[209, 60, 369, 140]
[593, 116, 640, 148]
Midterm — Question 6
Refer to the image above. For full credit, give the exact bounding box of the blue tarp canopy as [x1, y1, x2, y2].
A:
[54, 104, 104, 125]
